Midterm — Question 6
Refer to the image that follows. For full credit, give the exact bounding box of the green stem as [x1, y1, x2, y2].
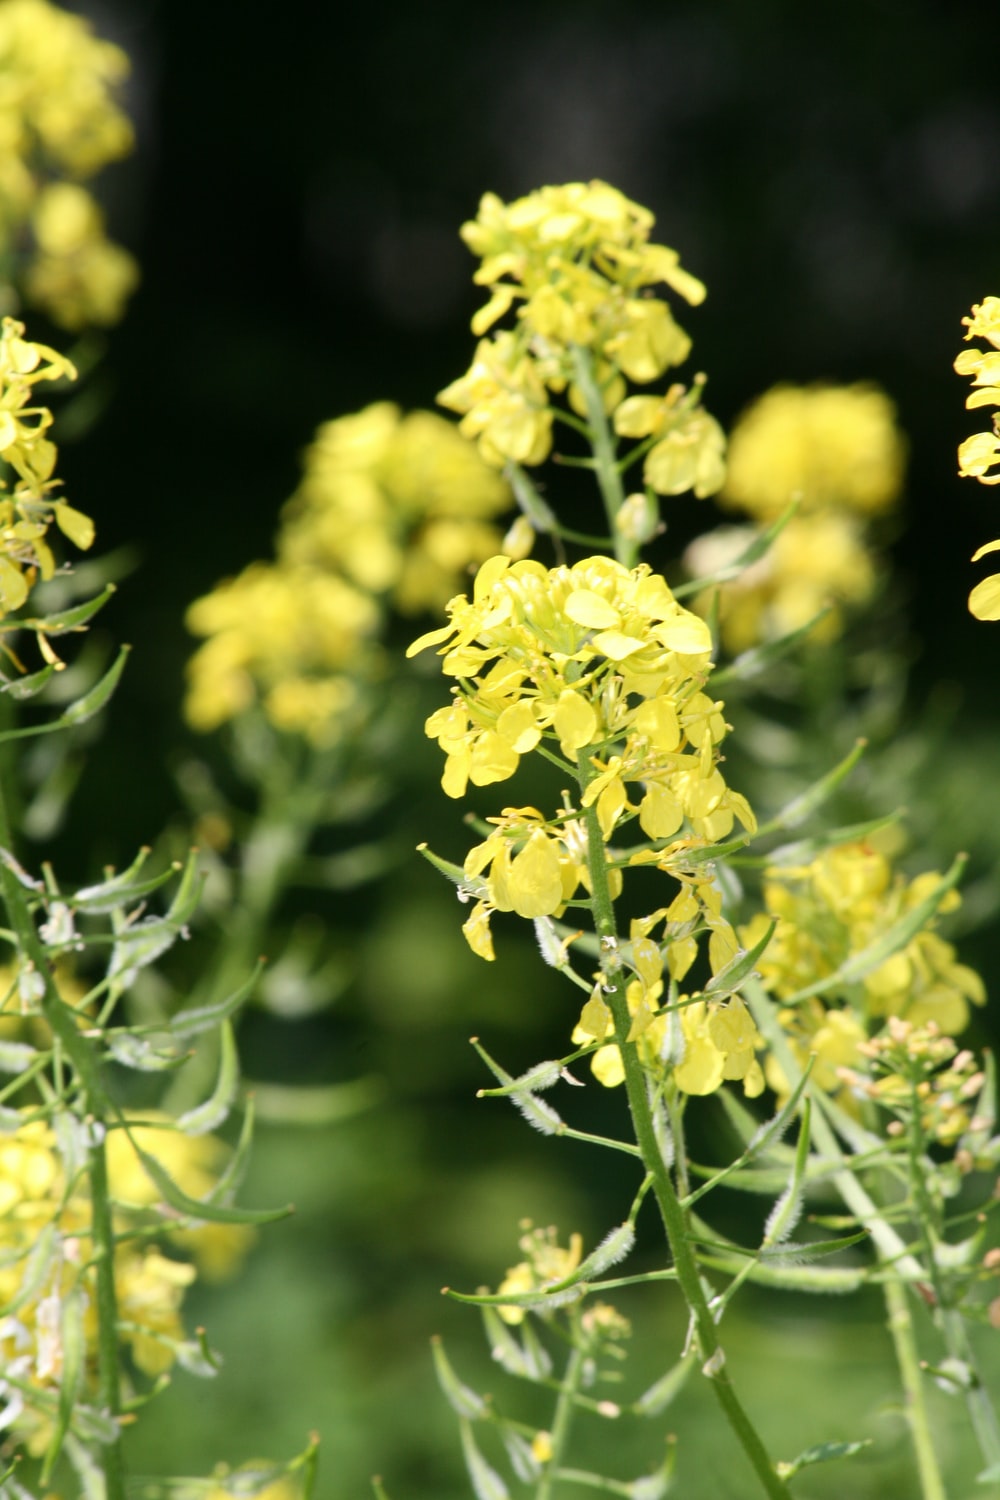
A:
[884, 1276, 948, 1500]
[535, 1324, 588, 1500]
[569, 346, 634, 567]
[579, 789, 790, 1500]
[0, 774, 126, 1498]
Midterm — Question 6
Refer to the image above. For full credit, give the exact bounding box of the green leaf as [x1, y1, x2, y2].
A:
[0, 645, 130, 743]
[777, 1438, 872, 1480]
[26, 582, 116, 635]
[0, 1039, 39, 1073]
[673, 499, 801, 600]
[760, 1229, 869, 1262]
[42, 1283, 87, 1483]
[711, 607, 833, 687]
[757, 739, 868, 834]
[684, 1061, 813, 1208]
[73, 852, 181, 914]
[416, 842, 490, 898]
[202, 1096, 255, 1207]
[755, 813, 902, 869]
[3, 1222, 56, 1315]
[701, 919, 776, 1000]
[170, 962, 263, 1039]
[459, 1418, 509, 1500]
[632, 1352, 697, 1416]
[432, 1337, 487, 1419]
[119, 1118, 292, 1225]
[505, 460, 557, 530]
[0, 663, 56, 699]
[762, 1098, 811, 1248]
[176, 1020, 240, 1135]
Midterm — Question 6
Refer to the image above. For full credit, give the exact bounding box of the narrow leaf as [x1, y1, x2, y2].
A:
[459, 1419, 509, 1500]
[0, 663, 56, 700]
[170, 962, 263, 1039]
[27, 583, 116, 635]
[758, 739, 868, 834]
[431, 1337, 487, 1419]
[777, 1438, 871, 1480]
[121, 1120, 292, 1225]
[176, 1020, 239, 1135]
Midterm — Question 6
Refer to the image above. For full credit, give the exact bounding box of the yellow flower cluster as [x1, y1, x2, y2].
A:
[186, 403, 511, 743]
[438, 181, 725, 497]
[0, 0, 138, 329]
[687, 383, 905, 651]
[742, 842, 985, 1100]
[955, 296, 1000, 620]
[0, 1114, 249, 1448]
[411, 553, 764, 1092]
[721, 384, 905, 520]
[0, 316, 93, 616]
[684, 513, 878, 654]
[573, 971, 764, 1097]
[279, 401, 510, 614]
[185, 563, 381, 744]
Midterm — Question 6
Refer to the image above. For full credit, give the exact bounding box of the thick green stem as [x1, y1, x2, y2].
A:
[0, 775, 126, 1498]
[579, 790, 790, 1499]
[535, 1325, 588, 1500]
[569, 346, 634, 567]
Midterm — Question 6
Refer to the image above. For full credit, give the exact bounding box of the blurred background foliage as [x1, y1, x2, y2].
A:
[20, 0, 1000, 1494]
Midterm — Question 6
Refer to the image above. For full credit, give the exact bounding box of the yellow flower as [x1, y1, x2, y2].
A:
[25, 181, 139, 330]
[0, 0, 137, 329]
[443, 181, 724, 484]
[955, 298, 1000, 618]
[0, 316, 91, 617]
[685, 511, 881, 652]
[184, 562, 381, 742]
[720, 383, 906, 520]
[279, 402, 511, 612]
[745, 843, 985, 1061]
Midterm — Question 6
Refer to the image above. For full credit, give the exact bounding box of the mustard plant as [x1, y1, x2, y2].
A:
[409, 182, 1000, 1500]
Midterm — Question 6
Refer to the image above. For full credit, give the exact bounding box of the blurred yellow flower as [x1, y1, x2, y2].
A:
[720, 383, 906, 520]
[743, 843, 985, 1044]
[495, 1223, 583, 1325]
[0, 0, 137, 329]
[280, 402, 511, 613]
[685, 511, 879, 652]
[184, 562, 381, 743]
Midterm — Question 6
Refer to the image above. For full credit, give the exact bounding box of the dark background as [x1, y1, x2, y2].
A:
[39, 2, 1000, 1495]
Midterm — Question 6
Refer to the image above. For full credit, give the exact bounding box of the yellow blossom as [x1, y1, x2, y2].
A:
[684, 511, 881, 652]
[279, 402, 511, 612]
[0, 0, 137, 329]
[720, 383, 906, 520]
[744, 843, 985, 1071]
[184, 562, 381, 743]
[0, 316, 90, 617]
[955, 297, 1000, 617]
[442, 181, 724, 488]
